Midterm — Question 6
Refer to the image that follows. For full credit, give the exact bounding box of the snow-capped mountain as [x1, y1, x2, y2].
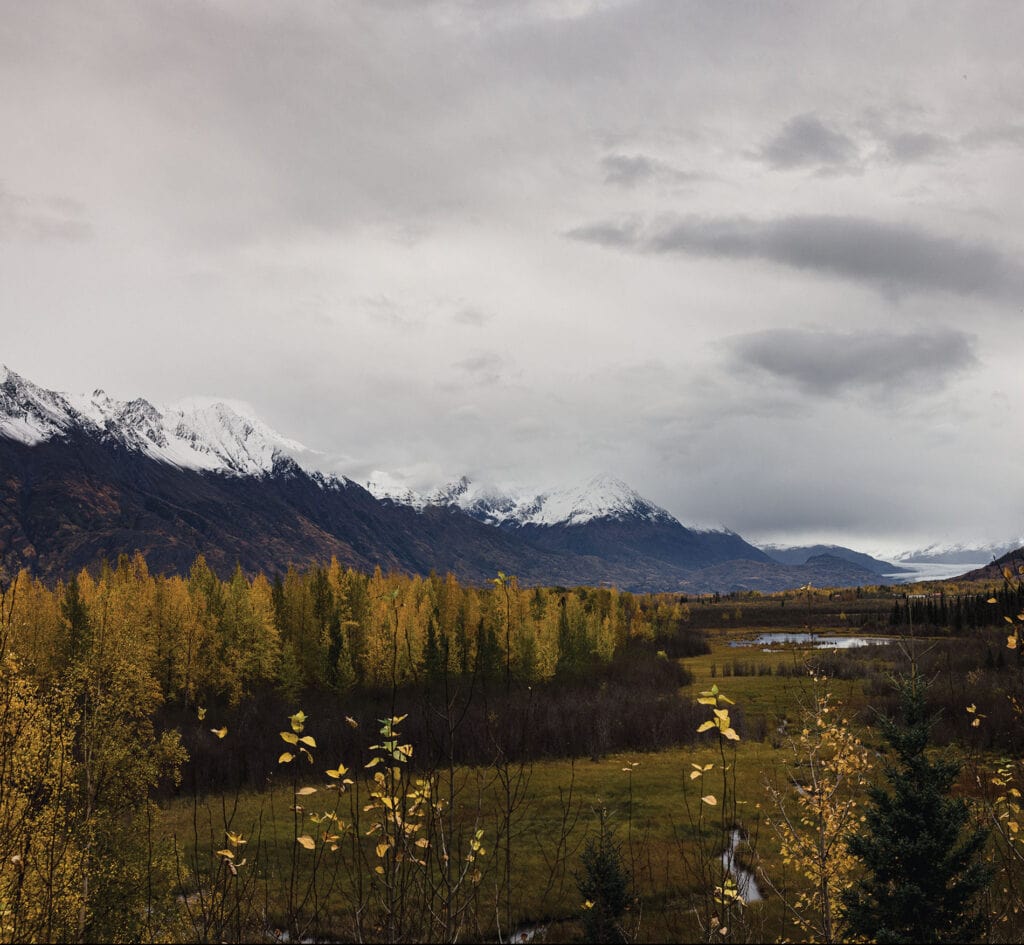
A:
[0, 365, 310, 477]
[367, 472, 678, 529]
[891, 539, 1024, 566]
[4, 364, 987, 593]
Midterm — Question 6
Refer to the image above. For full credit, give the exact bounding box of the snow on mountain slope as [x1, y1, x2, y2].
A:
[0, 365, 82, 444]
[429, 476, 533, 525]
[891, 538, 1024, 565]
[0, 365, 311, 476]
[516, 473, 677, 526]
[368, 472, 680, 528]
[364, 470, 429, 509]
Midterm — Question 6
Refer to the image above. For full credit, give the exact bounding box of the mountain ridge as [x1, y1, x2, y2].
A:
[0, 366, 976, 593]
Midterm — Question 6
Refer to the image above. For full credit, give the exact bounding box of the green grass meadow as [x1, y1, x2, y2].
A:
[159, 629, 897, 941]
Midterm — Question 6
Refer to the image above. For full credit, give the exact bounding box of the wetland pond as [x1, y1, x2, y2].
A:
[729, 632, 896, 651]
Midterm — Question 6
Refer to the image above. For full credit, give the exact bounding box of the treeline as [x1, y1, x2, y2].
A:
[890, 581, 1024, 632]
[6, 552, 702, 700]
[3, 554, 710, 791]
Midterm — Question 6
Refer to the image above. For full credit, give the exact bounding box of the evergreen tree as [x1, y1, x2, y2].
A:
[422, 615, 444, 687]
[576, 809, 631, 944]
[473, 618, 502, 682]
[841, 675, 991, 944]
[60, 574, 91, 661]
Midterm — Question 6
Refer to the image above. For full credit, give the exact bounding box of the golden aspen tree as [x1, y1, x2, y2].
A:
[762, 677, 873, 944]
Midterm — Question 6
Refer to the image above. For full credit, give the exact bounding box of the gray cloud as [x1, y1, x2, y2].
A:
[566, 219, 640, 248]
[452, 306, 492, 327]
[884, 131, 953, 163]
[961, 123, 1024, 149]
[758, 114, 859, 171]
[453, 352, 506, 385]
[569, 214, 1023, 299]
[3, 1, 1024, 552]
[600, 153, 699, 187]
[360, 295, 423, 330]
[0, 185, 92, 242]
[729, 327, 977, 396]
[762, 113, 962, 170]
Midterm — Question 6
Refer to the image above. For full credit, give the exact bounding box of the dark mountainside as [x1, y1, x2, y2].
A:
[762, 543, 906, 575]
[0, 431, 904, 593]
[957, 547, 1024, 584]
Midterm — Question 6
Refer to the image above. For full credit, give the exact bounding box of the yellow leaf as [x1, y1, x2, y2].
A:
[279, 752, 295, 764]
[296, 835, 315, 850]
[972, 718, 981, 728]
[690, 771, 703, 780]
[1009, 635, 1018, 650]
[697, 721, 716, 733]
[296, 787, 318, 796]
[345, 715, 359, 728]
[702, 795, 717, 806]
[216, 848, 234, 859]
[299, 735, 317, 748]
[197, 706, 207, 720]
[966, 704, 976, 713]
[988, 597, 999, 604]
[722, 728, 740, 741]
[376, 842, 391, 858]
[211, 727, 228, 739]
[280, 731, 299, 745]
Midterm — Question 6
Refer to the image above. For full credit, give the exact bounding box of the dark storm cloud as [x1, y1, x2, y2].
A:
[569, 214, 1023, 299]
[758, 114, 859, 171]
[0, 185, 92, 242]
[729, 327, 977, 395]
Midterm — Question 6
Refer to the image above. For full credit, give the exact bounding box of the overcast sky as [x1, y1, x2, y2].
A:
[3, 0, 1023, 555]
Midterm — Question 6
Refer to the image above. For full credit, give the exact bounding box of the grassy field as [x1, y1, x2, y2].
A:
[158, 628, 902, 942]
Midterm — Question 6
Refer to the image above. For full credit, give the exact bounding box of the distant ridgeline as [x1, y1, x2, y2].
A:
[1, 365, 911, 594]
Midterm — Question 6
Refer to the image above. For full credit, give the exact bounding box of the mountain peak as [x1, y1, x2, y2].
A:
[0, 366, 309, 477]
[371, 471, 679, 529]
[526, 472, 675, 527]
